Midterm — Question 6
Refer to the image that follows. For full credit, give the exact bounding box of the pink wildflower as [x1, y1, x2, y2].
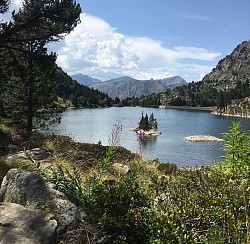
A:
[137, 130, 147, 141]
[11, 132, 23, 142]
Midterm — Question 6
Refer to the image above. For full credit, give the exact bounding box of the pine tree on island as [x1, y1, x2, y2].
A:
[139, 112, 149, 131]
[149, 113, 158, 130]
[138, 112, 161, 136]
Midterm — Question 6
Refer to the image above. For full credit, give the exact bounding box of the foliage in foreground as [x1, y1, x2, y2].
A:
[220, 122, 250, 175]
[2, 122, 250, 243]
[40, 123, 250, 243]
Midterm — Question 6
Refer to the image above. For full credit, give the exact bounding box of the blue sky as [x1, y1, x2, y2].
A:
[5, 0, 250, 82]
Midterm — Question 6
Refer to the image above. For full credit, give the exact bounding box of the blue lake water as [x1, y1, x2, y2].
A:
[48, 107, 250, 167]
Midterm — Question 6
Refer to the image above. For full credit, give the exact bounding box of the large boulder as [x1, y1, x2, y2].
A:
[0, 202, 57, 244]
[0, 168, 84, 238]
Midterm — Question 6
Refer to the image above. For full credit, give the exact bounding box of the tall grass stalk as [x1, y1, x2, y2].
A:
[108, 120, 122, 147]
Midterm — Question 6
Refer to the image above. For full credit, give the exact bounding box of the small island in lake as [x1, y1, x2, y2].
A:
[185, 135, 224, 142]
[130, 112, 161, 138]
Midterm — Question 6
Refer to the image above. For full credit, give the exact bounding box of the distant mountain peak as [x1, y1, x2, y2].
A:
[92, 76, 187, 99]
[71, 73, 187, 99]
[71, 73, 101, 87]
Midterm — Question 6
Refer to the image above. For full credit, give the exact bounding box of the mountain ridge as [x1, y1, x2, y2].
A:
[71, 74, 187, 99]
[71, 73, 101, 87]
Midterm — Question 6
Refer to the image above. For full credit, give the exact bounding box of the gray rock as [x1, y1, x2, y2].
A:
[0, 202, 57, 244]
[7, 144, 20, 150]
[1, 147, 52, 169]
[26, 147, 52, 160]
[112, 163, 130, 175]
[0, 169, 81, 236]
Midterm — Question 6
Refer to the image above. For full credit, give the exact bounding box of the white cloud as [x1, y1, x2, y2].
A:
[1, 3, 220, 82]
[0, 0, 22, 22]
[51, 13, 221, 82]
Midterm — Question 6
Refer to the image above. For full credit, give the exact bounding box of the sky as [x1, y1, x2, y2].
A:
[3, 0, 250, 82]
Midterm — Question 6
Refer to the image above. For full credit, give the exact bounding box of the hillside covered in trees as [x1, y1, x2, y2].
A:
[55, 67, 114, 108]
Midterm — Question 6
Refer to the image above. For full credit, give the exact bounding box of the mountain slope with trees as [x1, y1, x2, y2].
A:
[125, 40, 250, 113]
[165, 41, 250, 107]
[55, 67, 114, 108]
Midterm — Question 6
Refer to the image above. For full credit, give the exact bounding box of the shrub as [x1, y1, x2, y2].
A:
[83, 163, 153, 243]
[221, 122, 250, 175]
[43, 163, 84, 200]
[157, 162, 177, 175]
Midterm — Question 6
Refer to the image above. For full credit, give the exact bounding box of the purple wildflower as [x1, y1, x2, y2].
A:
[137, 130, 147, 142]
[11, 132, 23, 142]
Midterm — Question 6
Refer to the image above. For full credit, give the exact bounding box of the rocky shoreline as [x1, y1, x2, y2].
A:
[130, 128, 161, 136]
[212, 111, 250, 119]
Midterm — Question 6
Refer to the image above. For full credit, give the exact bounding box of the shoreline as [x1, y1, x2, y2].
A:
[212, 111, 250, 119]
[129, 128, 161, 136]
[159, 105, 215, 111]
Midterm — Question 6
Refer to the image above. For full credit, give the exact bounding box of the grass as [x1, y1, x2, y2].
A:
[0, 122, 139, 183]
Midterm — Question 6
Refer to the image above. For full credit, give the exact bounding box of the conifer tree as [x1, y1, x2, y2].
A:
[0, 0, 81, 130]
[1, 45, 57, 129]
[149, 112, 158, 129]
[139, 112, 150, 131]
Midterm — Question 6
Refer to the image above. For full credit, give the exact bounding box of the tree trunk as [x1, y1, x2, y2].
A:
[26, 57, 33, 131]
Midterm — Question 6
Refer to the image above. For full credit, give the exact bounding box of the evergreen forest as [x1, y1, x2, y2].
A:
[123, 80, 250, 108]
[0, 0, 113, 131]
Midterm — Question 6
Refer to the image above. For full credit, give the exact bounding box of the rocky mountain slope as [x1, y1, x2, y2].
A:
[213, 96, 250, 118]
[161, 76, 187, 88]
[202, 40, 250, 91]
[158, 40, 250, 111]
[91, 76, 187, 99]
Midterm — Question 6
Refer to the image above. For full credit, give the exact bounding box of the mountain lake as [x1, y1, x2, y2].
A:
[48, 107, 250, 167]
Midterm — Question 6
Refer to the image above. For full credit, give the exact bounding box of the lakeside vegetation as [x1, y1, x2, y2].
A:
[1, 0, 249, 241]
[1, 121, 250, 243]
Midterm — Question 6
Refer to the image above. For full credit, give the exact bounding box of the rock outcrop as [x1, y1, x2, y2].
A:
[112, 163, 130, 175]
[185, 135, 224, 142]
[0, 168, 88, 243]
[130, 128, 161, 136]
[213, 96, 250, 118]
[202, 40, 250, 91]
[0, 202, 57, 244]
